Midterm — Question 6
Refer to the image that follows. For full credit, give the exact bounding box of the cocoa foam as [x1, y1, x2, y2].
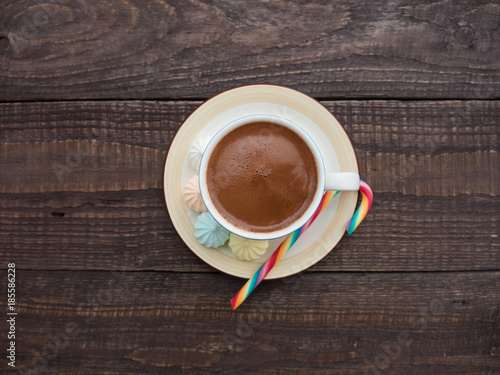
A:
[206, 121, 318, 233]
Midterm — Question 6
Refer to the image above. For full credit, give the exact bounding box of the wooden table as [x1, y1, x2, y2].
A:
[1, 1, 499, 373]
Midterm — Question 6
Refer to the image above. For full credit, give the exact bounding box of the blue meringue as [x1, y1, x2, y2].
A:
[194, 212, 230, 248]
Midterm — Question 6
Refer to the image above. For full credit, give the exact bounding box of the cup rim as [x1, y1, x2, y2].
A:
[198, 114, 326, 240]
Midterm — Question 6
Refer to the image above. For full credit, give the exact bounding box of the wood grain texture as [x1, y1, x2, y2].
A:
[0, 270, 498, 374]
[1, 1, 498, 372]
[0, 0, 499, 100]
[0, 100, 498, 272]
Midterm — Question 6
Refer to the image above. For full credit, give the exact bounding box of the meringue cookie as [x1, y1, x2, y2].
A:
[228, 234, 269, 261]
[188, 137, 211, 171]
[183, 175, 206, 212]
[194, 212, 230, 248]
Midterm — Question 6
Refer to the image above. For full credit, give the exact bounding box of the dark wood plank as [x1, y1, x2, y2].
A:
[1, 270, 499, 374]
[0, 0, 499, 101]
[1, 100, 499, 272]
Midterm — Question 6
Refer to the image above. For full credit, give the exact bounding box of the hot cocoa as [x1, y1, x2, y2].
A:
[206, 121, 318, 233]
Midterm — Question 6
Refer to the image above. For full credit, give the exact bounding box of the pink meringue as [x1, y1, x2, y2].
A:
[183, 175, 206, 212]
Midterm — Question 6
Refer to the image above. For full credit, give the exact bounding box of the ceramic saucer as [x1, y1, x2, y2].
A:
[164, 84, 358, 279]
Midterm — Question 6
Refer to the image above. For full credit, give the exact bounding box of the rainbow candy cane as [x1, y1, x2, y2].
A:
[231, 180, 373, 310]
[346, 180, 373, 234]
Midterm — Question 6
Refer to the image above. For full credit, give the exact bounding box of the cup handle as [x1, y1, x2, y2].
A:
[325, 172, 360, 191]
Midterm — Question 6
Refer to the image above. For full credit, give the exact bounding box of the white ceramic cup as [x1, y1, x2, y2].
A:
[199, 114, 359, 240]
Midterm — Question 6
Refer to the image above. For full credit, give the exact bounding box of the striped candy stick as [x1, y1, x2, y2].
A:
[231, 180, 373, 310]
[346, 180, 373, 234]
[231, 190, 338, 310]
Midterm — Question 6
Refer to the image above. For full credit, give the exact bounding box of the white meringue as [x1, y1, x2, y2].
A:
[183, 175, 206, 212]
[228, 234, 269, 261]
[188, 137, 211, 171]
[194, 212, 230, 248]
